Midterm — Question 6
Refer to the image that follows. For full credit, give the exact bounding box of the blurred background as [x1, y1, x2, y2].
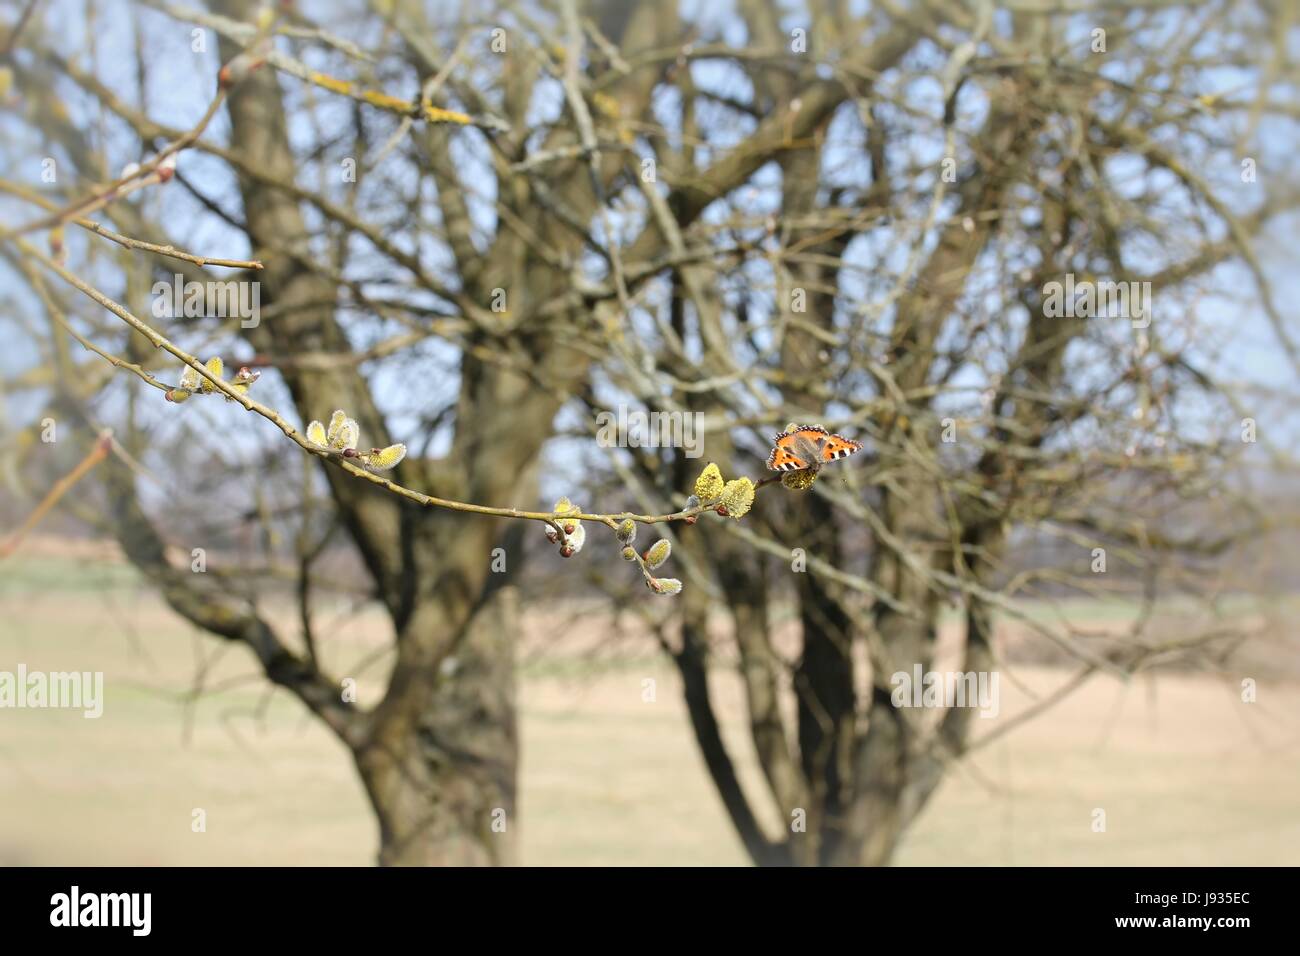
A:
[1, 0, 1298, 866]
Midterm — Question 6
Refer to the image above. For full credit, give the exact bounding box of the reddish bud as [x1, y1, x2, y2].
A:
[559, 545, 574, 558]
[683, 514, 698, 525]
[156, 154, 177, 183]
[219, 52, 267, 89]
[715, 505, 729, 517]
[563, 522, 575, 535]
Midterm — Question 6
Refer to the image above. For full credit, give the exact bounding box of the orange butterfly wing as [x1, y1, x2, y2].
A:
[767, 431, 810, 471]
[766, 424, 862, 471]
[818, 433, 863, 463]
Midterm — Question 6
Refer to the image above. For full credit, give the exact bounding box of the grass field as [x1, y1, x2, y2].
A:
[2, 550, 1298, 866]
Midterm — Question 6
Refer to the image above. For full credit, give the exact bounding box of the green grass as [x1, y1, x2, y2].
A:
[0, 556, 143, 595]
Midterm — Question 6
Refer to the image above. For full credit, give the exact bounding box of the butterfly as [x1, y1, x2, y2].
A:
[766, 423, 863, 473]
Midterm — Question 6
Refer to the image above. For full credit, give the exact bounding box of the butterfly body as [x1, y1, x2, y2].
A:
[766, 423, 862, 473]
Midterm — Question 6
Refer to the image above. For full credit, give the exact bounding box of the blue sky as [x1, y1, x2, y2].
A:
[1, 0, 1296, 497]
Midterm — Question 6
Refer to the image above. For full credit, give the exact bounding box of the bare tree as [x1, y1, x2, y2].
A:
[2, 0, 1295, 866]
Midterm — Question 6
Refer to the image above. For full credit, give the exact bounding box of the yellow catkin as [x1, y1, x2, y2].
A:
[694, 463, 725, 502]
[782, 470, 817, 491]
[719, 478, 755, 518]
[364, 443, 407, 471]
[199, 356, 224, 392]
[645, 539, 671, 569]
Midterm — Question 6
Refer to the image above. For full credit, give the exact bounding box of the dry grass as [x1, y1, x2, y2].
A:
[1, 552, 1297, 865]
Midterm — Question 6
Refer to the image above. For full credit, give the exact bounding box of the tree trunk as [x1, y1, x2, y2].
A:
[822, 690, 910, 866]
[356, 587, 519, 866]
